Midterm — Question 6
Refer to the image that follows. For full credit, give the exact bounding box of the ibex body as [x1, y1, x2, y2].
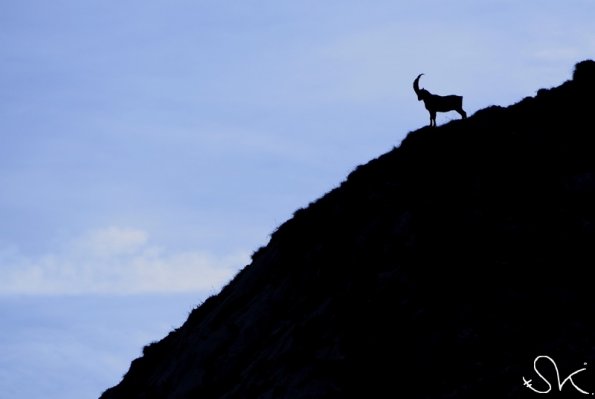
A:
[413, 74, 467, 127]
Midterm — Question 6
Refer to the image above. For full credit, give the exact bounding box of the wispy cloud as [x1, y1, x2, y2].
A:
[0, 227, 248, 295]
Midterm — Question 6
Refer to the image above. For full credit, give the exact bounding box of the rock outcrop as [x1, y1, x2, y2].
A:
[101, 60, 595, 399]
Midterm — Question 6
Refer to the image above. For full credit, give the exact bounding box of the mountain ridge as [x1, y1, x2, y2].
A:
[101, 60, 595, 398]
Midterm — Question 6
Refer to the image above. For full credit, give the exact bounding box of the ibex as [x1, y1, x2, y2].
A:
[413, 74, 467, 127]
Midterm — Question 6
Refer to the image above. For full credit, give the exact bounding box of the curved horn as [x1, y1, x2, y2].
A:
[413, 73, 424, 94]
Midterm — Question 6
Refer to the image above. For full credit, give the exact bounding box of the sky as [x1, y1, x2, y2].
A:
[1, 1, 593, 397]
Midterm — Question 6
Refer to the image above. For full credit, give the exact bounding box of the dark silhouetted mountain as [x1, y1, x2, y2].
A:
[101, 60, 595, 399]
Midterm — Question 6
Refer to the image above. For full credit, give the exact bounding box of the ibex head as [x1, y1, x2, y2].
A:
[413, 73, 426, 101]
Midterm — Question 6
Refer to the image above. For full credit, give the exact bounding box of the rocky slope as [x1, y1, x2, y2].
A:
[101, 60, 595, 398]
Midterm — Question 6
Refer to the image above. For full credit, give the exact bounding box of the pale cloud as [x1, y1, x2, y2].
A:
[74, 226, 149, 258]
[0, 227, 248, 295]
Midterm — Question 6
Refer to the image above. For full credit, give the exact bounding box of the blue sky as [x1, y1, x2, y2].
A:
[1, 1, 593, 397]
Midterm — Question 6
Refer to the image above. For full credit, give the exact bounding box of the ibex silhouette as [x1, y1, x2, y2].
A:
[413, 74, 467, 127]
